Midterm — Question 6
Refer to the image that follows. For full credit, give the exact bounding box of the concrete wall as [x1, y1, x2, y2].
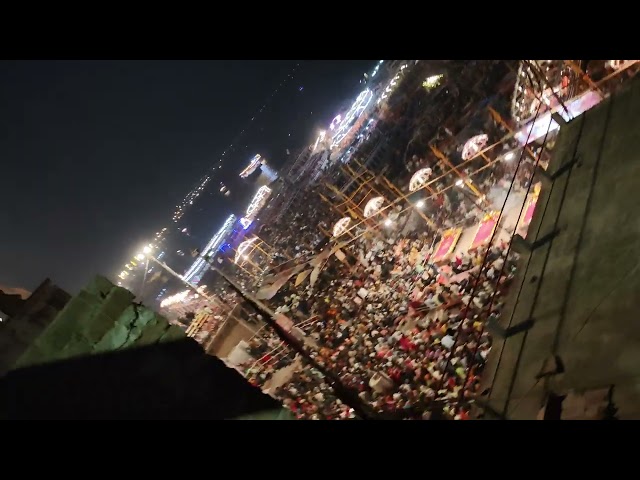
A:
[206, 313, 259, 359]
[13, 276, 185, 372]
[481, 78, 640, 419]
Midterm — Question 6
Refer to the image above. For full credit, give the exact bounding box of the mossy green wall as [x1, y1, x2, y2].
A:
[14, 276, 185, 370]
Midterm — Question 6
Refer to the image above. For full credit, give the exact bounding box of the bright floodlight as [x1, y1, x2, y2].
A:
[239, 217, 253, 229]
[422, 74, 443, 90]
[332, 217, 352, 237]
[455, 179, 464, 187]
[504, 151, 515, 161]
[313, 130, 327, 151]
[160, 290, 190, 308]
[462, 134, 489, 161]
[135, 253, 145, 261]
[416, 200, 425, 208]
[409, 168, 433, 192]
[364, 196, 385, 218]
[143, 246, 152, 254]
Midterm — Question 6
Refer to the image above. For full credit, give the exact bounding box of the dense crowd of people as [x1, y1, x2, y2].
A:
[239, 216, 518, 419]
[225, 63, 608, 420]
[226, 61, 554, 419]
[158, 60, 638, 419]
[231, 147, 523, 419]
[259, 189, 333, 266]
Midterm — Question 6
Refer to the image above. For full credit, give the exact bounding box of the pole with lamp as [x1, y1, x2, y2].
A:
[135, 245, 232, 327]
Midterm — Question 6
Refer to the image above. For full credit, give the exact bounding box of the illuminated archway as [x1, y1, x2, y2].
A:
[329, 115, 342, 131]
[461, 134, 489, 161]
[235, 238, 258, 263]
[332, 217, 351, 237]
[409, 168, 433, 192]
[245, 186, 272, 220]
[364, 196, 385, 218]
[330, 89, 374, 148]
[510, 60, 578, 126]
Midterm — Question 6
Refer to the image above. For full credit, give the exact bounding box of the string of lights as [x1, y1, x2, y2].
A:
[170, 63, 301, 225]
[376, 62, 409, 105]
[116, 59, 393, 291]
[116, 63, 301, 282]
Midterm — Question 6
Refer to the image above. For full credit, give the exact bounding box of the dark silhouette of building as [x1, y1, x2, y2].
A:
[1, 338, 288, 420]
[0, 279, 70, 375]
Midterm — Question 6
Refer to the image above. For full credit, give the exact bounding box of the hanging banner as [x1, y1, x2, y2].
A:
[294, 269, 312, 287]
[432, 228, 463, 263]
[470, 211, 500, 250]
[334, 249, 348, 264]
[518, 183, 541, 237]
[256, 264, 305, 300]
[310, 262, 325, 288]
[524, 196, 537, 224]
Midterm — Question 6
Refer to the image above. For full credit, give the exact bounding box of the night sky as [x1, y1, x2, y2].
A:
[0, 60, 375, 293]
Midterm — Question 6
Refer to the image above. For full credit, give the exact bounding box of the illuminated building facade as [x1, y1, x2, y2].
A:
[244, 186, 272, 222]
[239, 153, 278, 188]
[183, 215, 236, 284]
[259, 162, 278, 183]
[239, 154, 263, 179]
[330, 88, 374, 149]
[280, 146, 312, 184]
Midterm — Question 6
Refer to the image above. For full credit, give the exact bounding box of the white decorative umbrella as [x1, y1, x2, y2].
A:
[364, 196, 385, 218]
[461, 134, 488, 161]
[409, 168, 433, 192]
[332, 217, 352, 237]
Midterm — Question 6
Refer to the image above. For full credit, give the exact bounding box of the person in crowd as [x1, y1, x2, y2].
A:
[218, 60, 540, 420]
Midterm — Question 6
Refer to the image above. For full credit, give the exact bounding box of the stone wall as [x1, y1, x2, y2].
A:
[481, 77, 640, 419]
[2, 275, 289, 419]
[14, 275, 185, 370]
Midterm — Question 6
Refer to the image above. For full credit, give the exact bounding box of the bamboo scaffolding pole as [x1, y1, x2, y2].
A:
[563, 60, 603, 98]
[350, 159, 437, 230]
[318, 192, 356, 239]
[594, 60, 639, 86]
[487, 106, 539, 162]
[325, 183, 366, 221]
[330, 170, 387, 234]
[429, 145, 483, 197]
